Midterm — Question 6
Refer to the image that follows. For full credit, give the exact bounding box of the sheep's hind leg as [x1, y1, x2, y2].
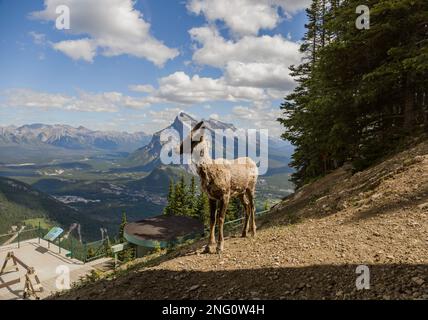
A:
[203, 199, 218, 254]
[240, 194, 250, 238]
[247, 190, 257, 237]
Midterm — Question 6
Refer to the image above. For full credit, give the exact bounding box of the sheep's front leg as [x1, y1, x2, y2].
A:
[217, 195, 230, 253]
[204, 199, 217, 254]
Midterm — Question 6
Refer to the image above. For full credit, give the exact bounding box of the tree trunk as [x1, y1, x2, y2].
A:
[321, 0, 326, 48]
[403, 74, 415, 130]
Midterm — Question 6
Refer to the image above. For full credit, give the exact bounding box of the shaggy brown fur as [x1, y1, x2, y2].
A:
[179, 121, 258, 253]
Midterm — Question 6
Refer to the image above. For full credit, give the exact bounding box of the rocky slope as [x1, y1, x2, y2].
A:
[126, 112, 293, 174]
[55, 139, 428, 300]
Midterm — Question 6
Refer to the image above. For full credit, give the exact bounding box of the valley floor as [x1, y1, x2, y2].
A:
[54, 140, 428, 300]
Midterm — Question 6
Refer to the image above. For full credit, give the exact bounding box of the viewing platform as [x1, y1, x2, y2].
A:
[0, 238, 110, 300]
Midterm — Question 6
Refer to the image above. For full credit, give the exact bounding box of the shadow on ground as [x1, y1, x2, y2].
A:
[54, 263, 427, 300]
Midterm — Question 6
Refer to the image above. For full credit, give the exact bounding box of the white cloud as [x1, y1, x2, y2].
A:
[129, 84, 155, 94]
[231, 104, 283, 136]
[53, 38, 96, 62]
[130, 68, 282, 107]
[145, 108, 199, 133]
[148, 108, 183, 125]
[1, 89, 150, 112]
[225, 61, 295, 90]
[29, 31, 47, 45]
[125, 27, 301, 107]
[189, 26, 301, 92]
[190, 27, 301, 67]
[154, 72, 267, 104]
[187, 0, 310, 36]
[31, 0, 179, 66]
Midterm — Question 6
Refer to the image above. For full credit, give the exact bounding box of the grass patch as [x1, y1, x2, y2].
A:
[23, 218, 52, 229]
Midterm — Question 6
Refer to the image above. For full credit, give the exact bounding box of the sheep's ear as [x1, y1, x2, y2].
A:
[192, 121, 204, 132]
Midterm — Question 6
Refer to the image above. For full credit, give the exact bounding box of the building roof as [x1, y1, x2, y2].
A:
[124, 215, 204, 248]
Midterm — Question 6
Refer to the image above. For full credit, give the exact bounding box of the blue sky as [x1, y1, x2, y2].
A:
[0, 0, 308, 135]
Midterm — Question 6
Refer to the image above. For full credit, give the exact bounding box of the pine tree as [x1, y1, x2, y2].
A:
[117, 212, 134, 262]
[278, 0, 428, 188]
[163, 174, 204, 219]
[118, 212, 127, 243]
[173, 176, 186, 216]
[195, 192, 210, 226]
[264, 201, 270, 211]
[188, 176, 198, 217]
[163, 178, 175, 216]
[226, 198, 242, 222]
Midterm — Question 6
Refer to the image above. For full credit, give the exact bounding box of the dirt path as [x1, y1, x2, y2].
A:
[54, 141, 428, 300]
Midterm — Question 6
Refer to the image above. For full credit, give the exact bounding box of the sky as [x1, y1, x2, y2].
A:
[0, 0, 309, 136]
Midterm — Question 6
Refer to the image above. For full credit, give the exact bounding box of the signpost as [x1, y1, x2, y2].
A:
[111, 243, 128, 269]
[43, 227, 64, 252]
[43, 227, 64, 242]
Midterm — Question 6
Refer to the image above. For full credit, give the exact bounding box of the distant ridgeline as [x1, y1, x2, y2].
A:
[279, 0, 428, 188]
[0, 176, 99, 239]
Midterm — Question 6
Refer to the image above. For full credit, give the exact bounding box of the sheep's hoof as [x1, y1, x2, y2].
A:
[216, 243, 224, 254]
[203, 244, 217, 254]
[241, 232, 247, 238]
[250, 230, 257, 237]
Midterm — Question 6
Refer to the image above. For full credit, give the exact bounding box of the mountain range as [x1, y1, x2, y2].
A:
[0, 124, 151, 153]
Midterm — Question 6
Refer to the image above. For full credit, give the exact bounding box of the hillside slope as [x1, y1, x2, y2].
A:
[127, 165, 196, 194]
[55, 140, 428, 300]
[0, 177, 97, 237]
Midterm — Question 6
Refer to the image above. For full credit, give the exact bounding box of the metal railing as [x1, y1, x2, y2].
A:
[204, 209, 270, 234]
[0, 227, 42, 249]
[83, 239, 111, 263]
[0, 224, 109, 263]
[57, 236, 111, 263]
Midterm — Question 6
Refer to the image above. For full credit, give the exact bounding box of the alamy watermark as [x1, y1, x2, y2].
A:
[159, 120, 269, 175]
[55, 265, 71, 290]
[54, 4, 371, 32]
[56, 5, 70, 30]
[356, 265, 370, 290]
[356, 5, 370, 30]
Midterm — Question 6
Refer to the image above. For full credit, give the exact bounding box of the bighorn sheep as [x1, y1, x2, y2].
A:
[179, 121, 258, 253]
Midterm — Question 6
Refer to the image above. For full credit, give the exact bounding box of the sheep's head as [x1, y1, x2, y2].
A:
[179, 121, 207, 156]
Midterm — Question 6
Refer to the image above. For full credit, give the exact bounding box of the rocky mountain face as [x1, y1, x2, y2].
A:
[126, 113, 198, 170]
[127, 112, 294, 175]
[0, 124, 151, 152]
